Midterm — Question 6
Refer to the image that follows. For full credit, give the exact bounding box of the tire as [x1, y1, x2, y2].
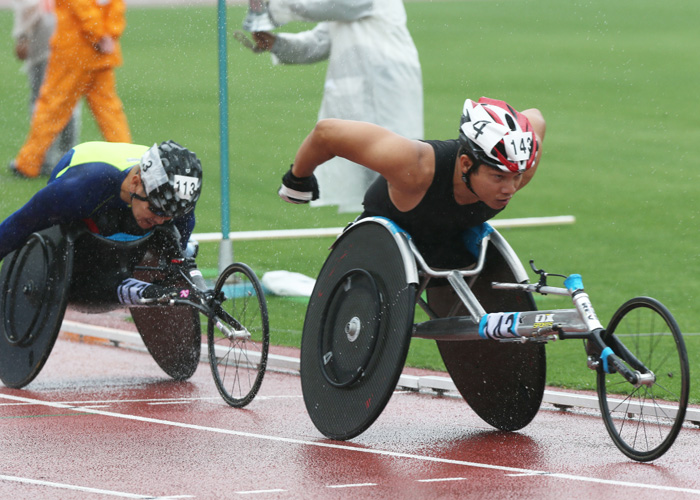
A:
[300, 220, 416, 440]
[435, 235, 545, 431]
[208, 262, 269, 407]
[0, 227, 72, 388]
[597, 296, 690, 462]
[130, 242, 201, 381]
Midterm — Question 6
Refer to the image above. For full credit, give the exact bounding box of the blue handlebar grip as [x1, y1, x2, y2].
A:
[564, 274, 584, 293]
[601, 346, 614, 374]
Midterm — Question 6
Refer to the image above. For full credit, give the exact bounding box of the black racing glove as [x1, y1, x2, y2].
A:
[278, 166, 320, 204]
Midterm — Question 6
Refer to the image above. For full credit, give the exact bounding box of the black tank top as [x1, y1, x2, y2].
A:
[361, 139, 502, 268]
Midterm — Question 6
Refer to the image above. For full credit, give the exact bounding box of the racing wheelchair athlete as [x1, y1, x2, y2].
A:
[277, 97, 689, 462]
[278, 97, 548, 435]
[0, 140, 209, 387]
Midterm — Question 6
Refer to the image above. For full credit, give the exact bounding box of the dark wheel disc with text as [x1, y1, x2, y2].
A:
[435, 240, 546, 431]
[0, 226, 72, 388]
[301, 221, 416, 440]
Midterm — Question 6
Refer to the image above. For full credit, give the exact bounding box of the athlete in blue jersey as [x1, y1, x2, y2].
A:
[0, 140, 203, 304]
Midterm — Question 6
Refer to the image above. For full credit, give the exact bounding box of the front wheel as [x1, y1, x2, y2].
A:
[208, 263, 269, 407]
[597, 296, 689, 462]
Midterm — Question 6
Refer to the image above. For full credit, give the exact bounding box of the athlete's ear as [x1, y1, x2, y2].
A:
[459, 154, 474, 174]
[130, 171, 142, 191]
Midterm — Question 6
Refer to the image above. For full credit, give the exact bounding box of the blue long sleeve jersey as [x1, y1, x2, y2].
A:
[0, 142, 196, 261]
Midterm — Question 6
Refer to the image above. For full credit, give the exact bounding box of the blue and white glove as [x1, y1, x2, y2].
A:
[117, 278, 180, 305]
[278, 166, 319, 204]
[185, 240, 199, 259]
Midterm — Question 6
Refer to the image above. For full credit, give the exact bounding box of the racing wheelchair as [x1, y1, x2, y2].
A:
[0, 223, 269, 408]
[300, 217, 690, 462]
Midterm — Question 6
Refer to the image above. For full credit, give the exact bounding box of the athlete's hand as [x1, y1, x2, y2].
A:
[278, 167, 319, 204]
[252, 32, 275, 52]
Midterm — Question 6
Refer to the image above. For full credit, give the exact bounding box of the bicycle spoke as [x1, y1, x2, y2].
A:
[597, 297, 689, 462]
[207, 263, 269, 408]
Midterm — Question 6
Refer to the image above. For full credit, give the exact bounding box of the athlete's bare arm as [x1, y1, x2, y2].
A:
[290, 119, 434, 197]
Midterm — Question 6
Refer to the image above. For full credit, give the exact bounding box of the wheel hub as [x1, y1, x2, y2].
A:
[345, 316, 361, 342]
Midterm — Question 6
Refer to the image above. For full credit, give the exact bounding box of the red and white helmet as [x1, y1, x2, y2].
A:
[458, 97, 538, 173]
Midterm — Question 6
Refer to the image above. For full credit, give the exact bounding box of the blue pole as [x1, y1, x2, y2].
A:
[217, 0, 233, 272]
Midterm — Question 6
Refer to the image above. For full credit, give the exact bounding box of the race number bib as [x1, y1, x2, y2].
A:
[173, 175, 200, 201]
[504, 131, 533, 162]
[140, 144, 169, 195]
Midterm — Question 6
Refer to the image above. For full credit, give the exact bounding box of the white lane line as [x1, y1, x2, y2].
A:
[507, 472, 550, 477]
[0, 397, 221, 407]
[252, 395, 304, 400]
[326, 483, 377, 489]
[2, 393, 699, 496]
[0, 474, 193, 499]
[147, 401, 195, 406]
[417, 477, 467, 483]
[236, 489, 287, 495]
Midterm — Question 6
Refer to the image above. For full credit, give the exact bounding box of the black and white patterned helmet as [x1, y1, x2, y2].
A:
[139, 141, 203, 218]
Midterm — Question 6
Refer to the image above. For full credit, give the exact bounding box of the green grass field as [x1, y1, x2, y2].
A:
[0, 0, 697, 399]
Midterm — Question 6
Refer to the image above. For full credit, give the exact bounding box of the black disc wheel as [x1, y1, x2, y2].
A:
[597, 296, 690, 462]
[435, 237, 545, 431]
[208, 262, 269, 408]
[301, 220, 416, 440]
[2, 233, 53, 347]
[0, 227, 72, 388]
[130, 240, 201, 382]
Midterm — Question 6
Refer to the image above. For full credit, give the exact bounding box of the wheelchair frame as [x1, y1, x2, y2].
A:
[300, 217, 689, 462]
[0, 223, 269, 408]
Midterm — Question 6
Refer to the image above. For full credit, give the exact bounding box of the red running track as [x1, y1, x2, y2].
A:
[2, 324, 700, 500]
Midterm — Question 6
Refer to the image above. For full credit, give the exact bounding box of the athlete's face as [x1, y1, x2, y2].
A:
[131, 182, 172, 229]
[469, 165, 523, 210]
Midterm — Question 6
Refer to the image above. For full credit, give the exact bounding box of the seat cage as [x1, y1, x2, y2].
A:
[342, 217, 529, 324]
[0, 222, 200, 388]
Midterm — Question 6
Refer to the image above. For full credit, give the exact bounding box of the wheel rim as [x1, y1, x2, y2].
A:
[300, 220, 415, 440]
[597, 297, 689, 461]
[3, 234, 52, 346]
[208, 263, 269, 407]
[0, 226, 72, 389]
[318, 268, 382, 388]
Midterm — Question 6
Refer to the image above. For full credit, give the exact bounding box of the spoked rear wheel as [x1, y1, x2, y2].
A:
[208, 263, 269, 407]
[597, 296, 690, 462]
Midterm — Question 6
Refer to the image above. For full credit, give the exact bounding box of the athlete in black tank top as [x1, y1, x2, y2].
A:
[278, 97, 545, 269]
[361, 140, 502, 268]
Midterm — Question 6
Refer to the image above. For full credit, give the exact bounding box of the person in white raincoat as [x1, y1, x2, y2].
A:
[250, 0, 424, 213]
[11, 0, 81, 176]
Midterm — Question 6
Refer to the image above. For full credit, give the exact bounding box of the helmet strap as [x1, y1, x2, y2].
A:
[460, 155, 480, 198]
[131, 192, 148, 203]
[462, 169, 479, 197]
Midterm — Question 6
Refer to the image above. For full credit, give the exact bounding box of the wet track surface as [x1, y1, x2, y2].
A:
[2, 332, 700, 500]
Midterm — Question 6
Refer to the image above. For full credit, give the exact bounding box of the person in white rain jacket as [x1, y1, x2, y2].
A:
[251, 0, 424, 213]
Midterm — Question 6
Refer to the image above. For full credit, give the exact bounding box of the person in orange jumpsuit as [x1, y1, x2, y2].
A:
[10, 0, 131, 178]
